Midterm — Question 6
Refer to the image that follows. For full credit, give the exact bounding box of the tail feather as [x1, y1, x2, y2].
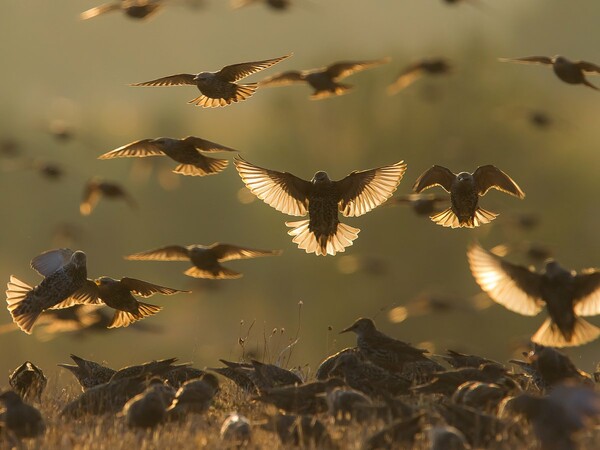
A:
[311, 84, 352, 100]
[184, 266, 242, 279]
[6, 276, 40, 334]
[172, 158, 228, 177]
[188, 84, 257, 108]
[532, 317, 600, 348]
[286, 220, 360, 256]
[430, 207, 497, 228]
[108, 302, 162, 329]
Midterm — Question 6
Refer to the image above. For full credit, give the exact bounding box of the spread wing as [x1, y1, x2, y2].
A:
[412, 165, 455, 193]
[131, 74, 196, 87]
[217, 55, 291, 82]
[30, 248, 75, 277]
[259, 71, 307, 87]
[80, 180, 101, 216]
[50, 280, 101, 309]
[336, 161, 407, 217]
[387, 63, 425, 94]
[80, 2, 121, 20]
[124, 245, 191, 261]
[119, 278, 190, 297]
[182, 136, 237, 153]
[325, 58, 390, 80]
[576, 61, 600, 74]
[467, 243, 544, 316]
[209, 244, 282, 262]
[473, 165, 525, 198]
[234, 156, 311, 216]
[573, 270, 600, 316]
[98, 139, 166, 159]
[498, 56, 554, 65]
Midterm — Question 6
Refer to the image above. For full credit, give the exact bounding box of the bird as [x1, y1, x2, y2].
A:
[58, 354, 116, 390]
[363, 414, 423, 450]
[73, 276, 190, 328]
[80, 0, 165, 21]
[98, 136, 238, 177]
[110, 358, 185, 382]
[0, 391, 45, 439]
[121, 384, 169, 429]
[209, 359, 259, 393]
[427, 425, 470, 450]
[315, 347, 361, 380]
[260, 414, 332, 448]
[386, 193, 449, 217]
[499, 55, 600, 90]
[131, 54, 291, 107]
[412, 165, 525, 228]
[259, 58, 390, 100]
[167, 374, 220, 417]
[6, 248, 94, 334]
[220, 413, 252, 446]
[232, 0, 290, 11]
[467, 243, 600, 347]
[124, 243, 282, 279]
[441, 350, 502, 369]
[235, 157, 406, 256]
[80, 178, 137, 216]
[387, 57, 452, 94]
[411, 364, 508, 396]
[325, 386, 372, 423]
[8, 362, 47, 403]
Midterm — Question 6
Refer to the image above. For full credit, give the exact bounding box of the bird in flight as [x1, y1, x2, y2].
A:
[80, 0, 165, 21]
[80, 178, 137, 216]
[387, 57, 451, 95]
[131, 55, 291, 107]
[235, 156, 406, 256]
[412, 165, 525, 228]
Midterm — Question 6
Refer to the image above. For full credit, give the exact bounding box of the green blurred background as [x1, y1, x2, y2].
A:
[0, 0, 599, 382]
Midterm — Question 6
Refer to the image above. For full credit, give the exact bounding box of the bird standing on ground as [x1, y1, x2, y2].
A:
[8, 362, 47, 403]
[0, 391, 45, 439]
[235, 157, 406, 256]
[58, 354, 116, 390]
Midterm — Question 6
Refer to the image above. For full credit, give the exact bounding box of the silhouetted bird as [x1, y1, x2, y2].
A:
[209, 359, 259, 393]
[499, 55, 600, 90]
[452, 381, 514, 410]
[363, 414, 423, 450]
[235, 157, 406, 255]
[233, 0, 290, 10]
[80, 0, 164, 21]
[167, 374, 219, 417]
[99, 136, 237, 177]
[125, 243, 281, 279]
[260, 414, 332, 448]
[220, 413, 252, 446]
[386, 193, 448, 216]
[435, 400, 505, 447]
[413, 165, 525, 228]
[250, 360, 303, 389]
[412, 364, 508, 396]
[164, 366, 206, 389]
[259, 58, 390, 99]
[80, 178, 136, 216]
[58, 354, 115, 390]
[110, 358, 184, 382]
[0, 391, 45, 439]
[8, 362, 47, 403]
[325, 386, 372, 423]
[122, 384, 168, 429]
[427, 425, 470, 450]
[526, 346, 593, 389]
[441, 350, 501, 369]
[6, 248, 92, 334]
[468, 243, 600, 347]
[315, 347, 361, 380]
[131, 55, 290, 107]
[388, 57, 451, 94]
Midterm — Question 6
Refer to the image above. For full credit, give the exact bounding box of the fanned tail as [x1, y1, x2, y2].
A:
[184, 266, 242, 280]
[532, 317, 600, 348]
[430, 207, 497, 228]
[188, 84, 257, 108]
[6, 276, 40, 334]
[286, 220, 360, 256]
[311, 83, 352, 100]
[172, 158, 228, 177]
[108, 302, 162, 329]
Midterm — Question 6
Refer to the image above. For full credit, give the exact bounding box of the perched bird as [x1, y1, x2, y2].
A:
[80, 0, 164, 21]
[232, 0, 290, 11]
[6, 248, 93, 334]
[125, 243, 282, 279]
[164, 366, 206, 389]
[452, 381, 514, 410]
[220, 413, 252, 446]
[167, 374, 219, 417]
[259, 58, 390, 100]
[386, 193, 448, 217]
[499, 55, 600, 90]
[235, 157, 406, 256]
[8, 362, 47, 403]
[435, 400, 505, 447]
[98, 136, 237, 177]
[74, 276, 189, 328]
[122, 384, 169, 429]
[58, 354, 116, 390]
[131, 54, 291, 107]
[467, 243, 600, 347]
[0, 391, 45, 439]
[413, 165, 525, 228]
[388, 57, 451, 94]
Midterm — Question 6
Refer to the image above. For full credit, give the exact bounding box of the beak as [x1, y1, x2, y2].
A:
[339, 325, 353, 334]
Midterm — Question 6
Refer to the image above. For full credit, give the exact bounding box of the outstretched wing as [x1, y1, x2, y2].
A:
[124, 245, 191, 261]
[259, 71, 306, 87]
[131, 74, 196, 87]
[182, 136, 238, 153]
[387, 63, 424, 94]
[412, 165, 455, 193]
[473, 165, 525, 198]
[336, 161, 407, 217]
[234, 156, 311, 216]
[51, 280, 101, 309]
[98, 139, 166, 159]
[209, 244, 282, 262]
[576, 61, 600, 74]
[217, 55, 291, 82]
[30, 248, 75, 277]
[119, 278, 190, 297]
[498, 56, 554, 65]
[573, 270, 600, 316]
[80, 180, 101, 216]
[80, 2, 121, 20]
[325, 58, 390, 80]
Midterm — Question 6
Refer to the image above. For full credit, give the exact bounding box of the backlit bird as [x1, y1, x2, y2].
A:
[80, 178, 137, 216]
[388, 57, 451, 95]
[80, 0, 164, 21]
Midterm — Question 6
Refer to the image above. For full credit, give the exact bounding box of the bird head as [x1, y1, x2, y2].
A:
[340, 317, 376, 335]
[95, 277, 116, 287]
[312, 171, 331, 184]
[543, 260, 572, 280]
[456, 172, 473, 183]
[193, 72, 212, 82]
[71, 251, 87, 268]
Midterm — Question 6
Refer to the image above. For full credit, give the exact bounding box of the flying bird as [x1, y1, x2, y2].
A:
[467, 243, 600, 347]
[388, 57, 451, 95]
[412, 165, 525, 228]
[80, 178, 137, 216]
[232, 0, 290, 11]
[125, 243, 282, 279]
[499, 55, 600, 90]
[80, 0, 164, 21]
[131, 54, 291, 107]
[235, 157, 406, 256]
[98, 136, 237, 177]
[386, 193, 449, 217]
[259, 58, 390, 100]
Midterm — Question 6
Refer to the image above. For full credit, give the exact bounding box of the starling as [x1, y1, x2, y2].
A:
[452, 381, 513, 410]
[235, 157, 406, 256]
[525, 345, 593, 389]
[259, 58, 390, 100]
[315, 347, 361, 380]
[125, 243, 281, 279]
[58, 354, 116, 390]
[325, 386, 372, 423]
[388, 57, 452, 94]
[220, 413, 252, 446]
[122, 384, 168, 429]
[80, 0, 164, 21]
[98, 136, 238, 177]
[0, 391, 45, 439]
[131, 54, 291, 107]
[260, 414, 331, 448]
[441, 350, 501, 369]
[80, 177, 137, 216]
[6, 248, 93, 334]
[8, 362, 47, 403]
[427, 425, 470, 450]
[468, 243, 600, 347]
[209, 359, 259, 393]
[167, 373, 219, 417]
[386, 193, 448, 217]
[250, 360, 303, 389]
[413, 165, 525, 228]
[411, 364, 508, 396]
[499, 55, 600, 90]
[435, 400, 505, 447]
[164, 366, 206, 389]
[232, 0, 290, 10]
[363, 414, 423, 450]
[75, 276, 189, 328]
[110, 357, 184, 382]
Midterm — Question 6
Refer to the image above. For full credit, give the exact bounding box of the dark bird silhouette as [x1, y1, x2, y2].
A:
[468, 243, 600, 347]
[110, 358, 185, 382]
[260, 414, 332, 448]
[131, 55, 291, 107]
[441, 350, 501, 369]
[315, 347, 361, 380]
[363, 414, 423, 450]
[499, 55, 600, 90]
[0, 391, 45, 439]
[58, 354, 116, 390]
[325, 386, 372, 423]
[386, 193, 448, 217]
[8, 362, 47, 403]
[80, 0, 165, 21]
[220, 413, 252, 446]
[427, 425, 470, 450]
[209, 359, 259, 393]
[388, 57, 451, 94]
[413, 165, 525, 228]
[167, 374, 219, 417]
[250, 360, 303, 390]
[412, 364, 508, 396]
[122, 384, 168, 429]
[6, 248, 93, 334]
[125, 243, 282, 279]
[452, 381, 516, 411]
[232, 0, 290, 11]
[235, 157, 406, 256]
[80, 178, 137, 216]
[164, 366, 206, 389]
[98, 136, 237, 177]
[259, 58, 390, 100]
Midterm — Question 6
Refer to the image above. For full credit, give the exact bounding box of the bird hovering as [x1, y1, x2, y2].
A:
[131, 54, 291, 107]
[412, 165, 525, 228]
[80, 0, 164, 21]
[235, 156, 406, 256]
[468, 243, 600, 347]
[387, 57, 451, 95]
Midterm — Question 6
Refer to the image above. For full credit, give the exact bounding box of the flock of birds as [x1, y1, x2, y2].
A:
[1, 1, 600, 449]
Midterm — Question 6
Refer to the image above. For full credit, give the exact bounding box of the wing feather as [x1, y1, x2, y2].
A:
[209, 244, 282, 262]
[217, 55, 291, 82]
[124, 245, 191, 261]
[131, 74, 196, 87]
[119, 278, 189, 297]
[473, 165, 525, 198]
[98, 139, 166, 159]
[412, 165, 455, 193]
[573, 270, 600, 316]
